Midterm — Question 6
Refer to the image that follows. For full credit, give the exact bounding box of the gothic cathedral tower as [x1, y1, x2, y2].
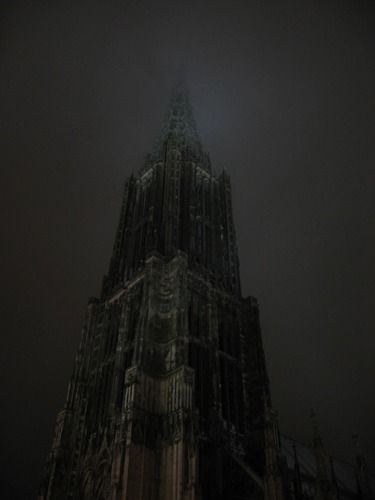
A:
[39, 83, 283, 500]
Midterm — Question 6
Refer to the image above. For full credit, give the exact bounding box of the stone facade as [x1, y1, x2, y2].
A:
[39, 83, 284, 499]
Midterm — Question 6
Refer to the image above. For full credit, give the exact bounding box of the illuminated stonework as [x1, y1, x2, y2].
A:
[39, 83, 283, 500]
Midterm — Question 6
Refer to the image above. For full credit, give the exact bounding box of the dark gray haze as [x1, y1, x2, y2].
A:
[1, 1, 374, 497]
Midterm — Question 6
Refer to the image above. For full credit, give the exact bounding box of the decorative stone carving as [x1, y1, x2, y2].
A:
[125, 366, 138, 386]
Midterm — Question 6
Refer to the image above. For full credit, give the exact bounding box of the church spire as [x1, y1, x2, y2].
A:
[329, 458, 339, 499]
[263, 394, 285, 500]
[311, 409, 328, 483]
[149, 80, 211, 170]
[353, 434, 374, 500]
[40, 82, 265, 499]
[311, 410, 337, 500]
[293, 443, 303, 499]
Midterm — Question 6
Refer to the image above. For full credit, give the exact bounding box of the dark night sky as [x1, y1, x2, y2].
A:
[1, 1, 374, 498]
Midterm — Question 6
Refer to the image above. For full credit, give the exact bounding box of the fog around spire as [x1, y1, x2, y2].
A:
[145, 80, 211, 171]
